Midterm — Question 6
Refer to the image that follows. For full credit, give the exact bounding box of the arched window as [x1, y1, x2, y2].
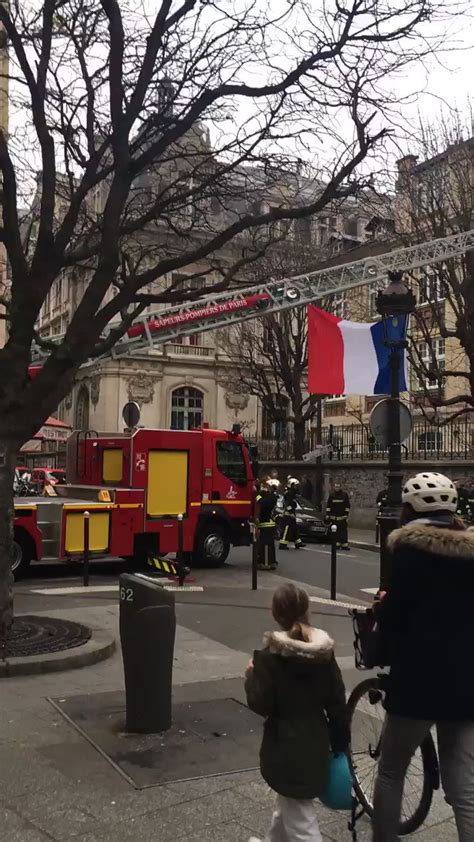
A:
[171, 387, 203, 430]
[75, 386, 90, 431]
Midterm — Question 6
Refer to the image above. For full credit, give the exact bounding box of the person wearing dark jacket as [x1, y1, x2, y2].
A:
[372, 471, 474, 842]
[255, 479, 279, 571]
[326, 482, 351, 550]
[455, 480, 471, 521]
[279, 478, 306, 550]
[245, 583, 349, 842]
[376, 488, 388, 512]
[300, 473, 314, 503]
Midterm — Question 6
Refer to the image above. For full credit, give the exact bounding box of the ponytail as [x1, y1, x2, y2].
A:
[288, 621, 312, 642]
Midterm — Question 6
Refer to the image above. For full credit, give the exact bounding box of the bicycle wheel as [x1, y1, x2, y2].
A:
[348, 677, 434, 835]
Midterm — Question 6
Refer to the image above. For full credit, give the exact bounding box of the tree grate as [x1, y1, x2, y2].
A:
[1, 615, 91, 658]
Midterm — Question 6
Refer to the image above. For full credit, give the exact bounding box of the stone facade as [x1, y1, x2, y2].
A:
[48, 184, 379, 436]
[322, 133, 474, 431]
[64, 353, 260, 434]
[0, 25, 7, 349]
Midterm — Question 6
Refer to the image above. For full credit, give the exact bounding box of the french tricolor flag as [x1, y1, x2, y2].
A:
[307, 305, 408, 396]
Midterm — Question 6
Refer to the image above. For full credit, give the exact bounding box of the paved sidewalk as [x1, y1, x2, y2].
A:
[350, 528, 378, 552]
[1, 590, 458, 841]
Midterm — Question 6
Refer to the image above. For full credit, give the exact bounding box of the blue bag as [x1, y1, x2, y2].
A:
[320, 752, 353, 810]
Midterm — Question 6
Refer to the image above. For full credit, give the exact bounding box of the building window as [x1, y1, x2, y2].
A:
[262, 321, 275, 353]
[295, 217, 312, 243]
[170, 387, 203, 430]
[171, 272, 206, 292]
[75, 386, 90, 431]
[418, 274, 446, 305]
[262, 395, 289, 439]
[365, 395, 386, 413]
[368, 283, 380, 318]
[413, 339, 445, 390]
[417, 430, 442, 453]
[324, 400, 346, 418]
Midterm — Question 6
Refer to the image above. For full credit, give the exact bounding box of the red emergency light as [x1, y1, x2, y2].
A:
[28, 363, 43, 379]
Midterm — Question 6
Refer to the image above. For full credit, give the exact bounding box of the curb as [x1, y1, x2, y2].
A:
[0, 629, 116, 678]
[349, 540, 379, 553]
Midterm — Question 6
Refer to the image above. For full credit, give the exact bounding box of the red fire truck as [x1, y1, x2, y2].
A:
[12, 424, 256, 579]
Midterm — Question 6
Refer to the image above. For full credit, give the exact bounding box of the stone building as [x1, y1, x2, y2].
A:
[321, 132, 474, 447]
[0, 19, 8, 348]
[32, 126, 380, 436]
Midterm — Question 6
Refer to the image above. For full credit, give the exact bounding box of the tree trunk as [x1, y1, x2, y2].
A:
[0, 440, 17, 644]
[293, 419, 307, 460]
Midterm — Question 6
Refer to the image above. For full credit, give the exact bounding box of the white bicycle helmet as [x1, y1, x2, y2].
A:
[402, 472, 458, 513]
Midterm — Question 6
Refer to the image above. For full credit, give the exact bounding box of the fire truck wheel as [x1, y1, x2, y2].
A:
[194, 523, 230, 568]
[12, 537, 32, 580]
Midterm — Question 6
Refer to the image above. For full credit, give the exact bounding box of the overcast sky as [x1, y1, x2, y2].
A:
[7, 0, 473, 203]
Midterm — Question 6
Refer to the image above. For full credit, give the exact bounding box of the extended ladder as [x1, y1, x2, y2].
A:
[31, 230, 474, 363]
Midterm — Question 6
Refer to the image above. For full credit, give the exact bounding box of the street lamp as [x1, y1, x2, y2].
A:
[376, 271, 416, 590]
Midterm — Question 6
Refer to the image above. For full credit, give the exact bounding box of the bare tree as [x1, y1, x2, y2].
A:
[0, 0, 458, 633]
[395, 113, 474, 424]
[225, 305, 315, 459]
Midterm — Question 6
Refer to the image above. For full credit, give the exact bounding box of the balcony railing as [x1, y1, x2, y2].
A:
[165, 343, 215, 358]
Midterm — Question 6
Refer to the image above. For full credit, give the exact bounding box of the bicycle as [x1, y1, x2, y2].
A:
[347, 608, 440, 836]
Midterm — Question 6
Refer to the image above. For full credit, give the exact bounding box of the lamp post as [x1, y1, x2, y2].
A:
[376, 271, 416, 590]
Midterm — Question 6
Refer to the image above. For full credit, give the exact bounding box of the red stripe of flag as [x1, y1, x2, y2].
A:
[307, 305, 344, 395]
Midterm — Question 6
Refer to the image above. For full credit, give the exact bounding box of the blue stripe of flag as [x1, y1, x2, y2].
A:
[371, 316, 407, 394]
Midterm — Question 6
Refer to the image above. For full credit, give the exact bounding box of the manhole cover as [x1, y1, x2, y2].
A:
[2, 615, 91, 658]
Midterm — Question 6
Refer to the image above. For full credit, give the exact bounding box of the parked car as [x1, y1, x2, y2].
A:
[31, 468, 66, 491]
[275, 494, 328, 542]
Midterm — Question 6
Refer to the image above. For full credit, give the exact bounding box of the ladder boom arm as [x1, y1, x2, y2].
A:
[31, 230, 474, 364]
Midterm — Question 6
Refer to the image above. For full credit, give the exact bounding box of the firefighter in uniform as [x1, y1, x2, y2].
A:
[326, 482, 351, 550]
[376, 487, 388, 513]
[456, 480, 471, 522]
[255, 479, 279, 570]
[279, 477, 306, 550]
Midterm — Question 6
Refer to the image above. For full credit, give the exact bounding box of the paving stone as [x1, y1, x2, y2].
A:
[180, 819, 251, 840]
[27, 806, 101, 839]
[322, 813, 372, 841]
[412, 819, 458, 840]
[240, 806, 273, 836]
[0, 807, 54, 842]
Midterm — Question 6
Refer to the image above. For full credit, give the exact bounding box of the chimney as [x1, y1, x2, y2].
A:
[396, 154, 418, 191]
[157, 76, 175, 118]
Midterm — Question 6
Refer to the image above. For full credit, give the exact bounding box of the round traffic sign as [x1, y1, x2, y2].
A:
[369, 398, 412, 447]
[122, 400, 141, 428]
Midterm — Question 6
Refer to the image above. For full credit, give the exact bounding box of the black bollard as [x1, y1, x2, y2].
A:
[251, 524, 258, 591]
[83, 511, 90, 587]
[330, 523, 338, 601]
[176, 513, 187, 586]
[119, 573, 176, 733]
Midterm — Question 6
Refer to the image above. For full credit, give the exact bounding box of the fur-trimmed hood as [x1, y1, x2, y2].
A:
[263, 627, 334, 661]
[388, 522, 474, 560]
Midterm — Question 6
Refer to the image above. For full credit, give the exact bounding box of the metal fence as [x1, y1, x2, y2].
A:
[252, 416, 474, 462]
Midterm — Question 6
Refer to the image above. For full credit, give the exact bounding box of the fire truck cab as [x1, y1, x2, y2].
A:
[12, 425, 256, 577]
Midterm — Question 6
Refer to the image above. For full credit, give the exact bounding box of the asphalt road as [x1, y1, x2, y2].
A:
[260, 541, 379, 600]
[19, 540, 379, 601]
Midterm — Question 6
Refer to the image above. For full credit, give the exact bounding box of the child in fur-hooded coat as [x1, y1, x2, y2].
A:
[245, 584, 349, 801]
